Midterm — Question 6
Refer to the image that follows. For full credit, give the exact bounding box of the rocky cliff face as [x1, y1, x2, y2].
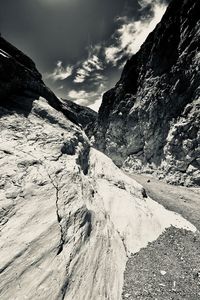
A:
[95, 0, 200, 186]
[0, 35, 197, 299]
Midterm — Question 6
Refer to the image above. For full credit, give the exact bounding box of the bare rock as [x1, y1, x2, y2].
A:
[94, 0, 200, 186]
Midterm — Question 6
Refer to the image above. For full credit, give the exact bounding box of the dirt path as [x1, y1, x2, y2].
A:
[127, 174, 200, 230]
[122, 174, 200, 299]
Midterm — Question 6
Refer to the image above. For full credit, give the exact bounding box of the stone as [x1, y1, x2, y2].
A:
[160, 270, 167, 276]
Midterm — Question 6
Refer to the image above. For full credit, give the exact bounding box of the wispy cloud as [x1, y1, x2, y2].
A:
[68, 90, 89, 100]
[74, 54, 103, 83]
[87, 93, 104, 112]
[105, 1, 167, 65]
[68, 83, 105, 112]
[46, 0, 168, 111]
[74, 68, 89, 83]
[72, 0, 167, 75]
[47, 60, 73, 81]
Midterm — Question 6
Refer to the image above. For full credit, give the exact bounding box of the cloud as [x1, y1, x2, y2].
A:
[68, 89, 93, 106]
[68, 90, 89, 99]
[68, 0, 168, 109]
[74, 53, 103, 83]
[87, 96, 103, 112]
[68, 83, 105, 112]
[48, 1, 167, 85]
[46, 0, 168, 110]
[105, 46, 123, 66]
[47, 60, 73, 81]
[74, 68, 89, 83]
[105, 1, 167, 65]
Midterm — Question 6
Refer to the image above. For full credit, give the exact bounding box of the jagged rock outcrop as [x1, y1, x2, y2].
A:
[94, 0, 200, 186]
[0, 36, 197, 299]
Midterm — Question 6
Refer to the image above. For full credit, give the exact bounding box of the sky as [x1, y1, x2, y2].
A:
[0, 0, 170, 111]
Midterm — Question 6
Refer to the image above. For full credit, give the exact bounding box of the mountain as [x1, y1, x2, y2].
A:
[1, 33, 196, 300]
[94, 0, 200, 186]
[0, 35, 95, 129]
[0, 0, 200, 299]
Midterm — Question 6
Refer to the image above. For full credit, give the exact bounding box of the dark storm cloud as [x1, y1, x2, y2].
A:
[0, 0, 171, 111]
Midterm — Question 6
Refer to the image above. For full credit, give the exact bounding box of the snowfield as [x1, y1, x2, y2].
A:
[0, 97, 196, 300]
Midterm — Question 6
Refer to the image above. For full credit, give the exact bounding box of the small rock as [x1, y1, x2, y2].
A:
[193, 272, 200, 279]
[159, 283, 166, 287]
[124, 293, 131, 298]
[160, 270, 166, 276]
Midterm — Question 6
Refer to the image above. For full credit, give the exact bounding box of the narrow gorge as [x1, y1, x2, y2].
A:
[0, 0, 200, 299]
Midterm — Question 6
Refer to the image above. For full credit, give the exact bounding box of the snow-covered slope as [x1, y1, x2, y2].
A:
[0, 96, 196, 300]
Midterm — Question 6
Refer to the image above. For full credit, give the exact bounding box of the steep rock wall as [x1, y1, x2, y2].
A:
[95, 0, 200, 186]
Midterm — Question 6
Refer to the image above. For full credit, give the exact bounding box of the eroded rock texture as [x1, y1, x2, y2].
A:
[0, 34, 196, 299]
[0, 98, 195, 299]
[95, 0, 200, 186]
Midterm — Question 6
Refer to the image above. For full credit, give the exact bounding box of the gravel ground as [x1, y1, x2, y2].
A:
[122, 227, 200, 300]
[122, 174, 200, 299]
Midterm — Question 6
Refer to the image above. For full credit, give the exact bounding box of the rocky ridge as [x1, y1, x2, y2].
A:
[0, 35, 95, 130]
[94, 0, 200, 186]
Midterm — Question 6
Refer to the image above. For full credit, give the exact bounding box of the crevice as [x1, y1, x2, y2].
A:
[76, 144, 90, 175]
[46, 171, 65, 256]
[23, 155, 66, 256]
[78, 209, 92, 239]
[60, 278, 69, 300]
[55, 186, 65, 256]
[141, 187, 148, 198]
[116, 230, 129, 258]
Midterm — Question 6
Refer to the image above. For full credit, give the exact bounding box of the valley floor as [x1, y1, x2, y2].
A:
[128, 174, 200, 230]
[123, 174, 200, 300]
